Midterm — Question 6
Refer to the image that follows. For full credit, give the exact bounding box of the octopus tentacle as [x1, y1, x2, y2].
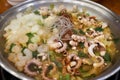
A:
[24, 58, 42, 76]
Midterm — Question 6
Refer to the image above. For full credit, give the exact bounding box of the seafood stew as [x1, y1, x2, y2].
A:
[3, 4, 118, 80]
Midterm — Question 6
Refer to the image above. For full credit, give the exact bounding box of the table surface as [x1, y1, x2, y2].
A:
[0, 0, 120, 15]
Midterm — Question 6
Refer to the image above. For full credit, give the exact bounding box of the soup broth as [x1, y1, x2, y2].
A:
[3, 4, 118, 80]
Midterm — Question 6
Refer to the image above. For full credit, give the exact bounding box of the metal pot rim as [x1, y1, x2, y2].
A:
[0, 0, 120, 80]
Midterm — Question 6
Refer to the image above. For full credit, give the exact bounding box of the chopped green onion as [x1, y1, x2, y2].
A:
[9, 43, 16, 52]
[79, 42, 85, 48]
[46, 64, 53, 73]
[79, 29, 85, 35]
[50, 4, 54, 10]
[38, 68, 42, 73]
[24, 7, 33, 14]
[78, 51, 88, 58]
[59, 74, 70, 80]
[34, 10, 40, 15]
[37, 20, 44, 26]
[79, 66, 87, 73]
[42, 15, 48, 19]
[113, 38, 120, 43]
[26, 33, 34, 39]
[21, 47, 26, 56]
[41, 39, 46, 44]
[85, 74, 96, 79]
[77, 12, 82, 17]
[110, 33, 120, 43]
[64, 74, 70, 80]
[72, 29, 79, 34]
[103, 52, 111, 62]
[48, 64, 53, 70]
[49, 51, 56, 61]
[53, 60, 63, 72]
[26, 32, 34, 44]
[81, 65, 92, 72]
[94, 52, 100, 56]
[59, 74, 63, 80]
[86, 28, 90, 31]
[32, 51, 39, 58]
[86, 13, 90, 16]
[94, 27, 103, 32]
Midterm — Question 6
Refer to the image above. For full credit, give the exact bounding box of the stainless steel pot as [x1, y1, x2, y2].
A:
[0, 0, 120, 80]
